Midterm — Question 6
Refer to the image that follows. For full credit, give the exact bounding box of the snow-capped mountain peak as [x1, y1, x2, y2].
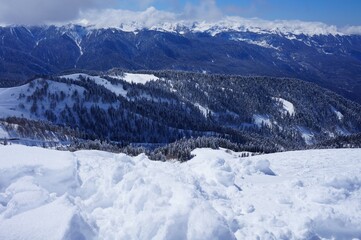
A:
[70, 7, 355, 36]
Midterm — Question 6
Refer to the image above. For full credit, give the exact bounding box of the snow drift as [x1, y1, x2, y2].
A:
[0, 145, 361, 239]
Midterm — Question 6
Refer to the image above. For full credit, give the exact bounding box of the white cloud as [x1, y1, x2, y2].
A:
[341, 26, 361, 35]
[0, 0, 359, 36]
[76, 7, 178, 29]
[71, 7, 346, 36]
[183, 0, 223, 21]
[0, 0, 114, 25]
[0, 0, 224, 25]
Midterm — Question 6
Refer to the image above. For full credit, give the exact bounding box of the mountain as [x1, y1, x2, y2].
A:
[0, 24, 361, 103]
[1, 71, 360, 151]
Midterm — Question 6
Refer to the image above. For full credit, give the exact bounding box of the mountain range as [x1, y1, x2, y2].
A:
[1, 23, 361, 103]
[1, 10, 361, 240]
[1, 71, 360, 152]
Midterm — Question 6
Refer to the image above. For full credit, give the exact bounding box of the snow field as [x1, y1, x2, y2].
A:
[0, 145, 361, 239]
[61, 72, 159, 97]
[61, 73, 128, 97]
[0, 84, 33, 119]
[122, 73, 159, 84]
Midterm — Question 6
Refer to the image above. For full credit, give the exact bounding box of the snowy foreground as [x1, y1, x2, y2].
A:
[0, 146, 361, 240]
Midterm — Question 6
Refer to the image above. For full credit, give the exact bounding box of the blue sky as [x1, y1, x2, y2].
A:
[116, 0, 361, 26]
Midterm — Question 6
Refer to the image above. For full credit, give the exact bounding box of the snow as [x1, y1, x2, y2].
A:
[0, 126, 9, 138]
[122, 73, 159, 85]
[86, 75, 128, 97]
[274, 97, 295, 116]
[61, 73, 128, 97]
[298, 126, 316, 145]
[61, 73, 158, 96]
[194, 103, 209, 117]
[253, 114, 272, 128]
[1, 145, 361, 239]
[0, 84, 31, 118]
[109, 72, 159, 85]
[336, 126, 350, 136]
[0, 78, 89, 120]
[331, 106, 344, 121]
[66, 7, 358, 36]
[232, 38, 280, 50]
[0, 196, 94, 240]
[335, 111, 344, 121]
[60, 73, 88, 80]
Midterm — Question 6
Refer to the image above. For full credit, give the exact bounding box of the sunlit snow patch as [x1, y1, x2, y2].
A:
[115, 73, 160, 85]
[331, 106, 344, 121]
[194, 103, 209, 117]
[61, 73, 128, 97]
[232, 38, 280, 50]
[0, 84, 34, 119]
[297, 126, 315, 145]
[273, 97, 295, 116]
[0, 126, 9, 138]
[253, 114, 272, 128]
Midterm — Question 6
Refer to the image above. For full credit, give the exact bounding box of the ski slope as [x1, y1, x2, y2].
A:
[0, 145, 361, 239]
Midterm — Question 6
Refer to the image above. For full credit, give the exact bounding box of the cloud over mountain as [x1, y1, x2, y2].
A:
[0, 0, 360, 36]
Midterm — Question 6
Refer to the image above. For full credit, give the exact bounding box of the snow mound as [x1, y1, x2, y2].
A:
[0, 145, 94, 240]
[254, 159, 276, 176]
[1, 145, 361, 239]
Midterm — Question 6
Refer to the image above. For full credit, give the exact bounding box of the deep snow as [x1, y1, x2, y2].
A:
[0, 145, 361, 239]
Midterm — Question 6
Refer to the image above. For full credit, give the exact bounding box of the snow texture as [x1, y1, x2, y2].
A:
[61, 73, 128, 97]
[0, 126, 9, 138]
[331, 106, 344, 121]
[1, 145, 361, 239]
[61, 73, 158, 97]
[274, 97, 295, 116]
[0, 84, 32, 119]
[122, 73, 159, 85]
[232, 38, 280, 50]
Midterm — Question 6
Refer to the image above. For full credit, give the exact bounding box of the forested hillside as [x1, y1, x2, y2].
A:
[1, 71, 360, 153]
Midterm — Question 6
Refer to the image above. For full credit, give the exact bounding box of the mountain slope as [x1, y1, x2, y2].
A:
[1, 71, 360, 150]
[1, 25, 361, 102]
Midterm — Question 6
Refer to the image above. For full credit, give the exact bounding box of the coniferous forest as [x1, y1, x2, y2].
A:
[1, 70, 361, 160]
